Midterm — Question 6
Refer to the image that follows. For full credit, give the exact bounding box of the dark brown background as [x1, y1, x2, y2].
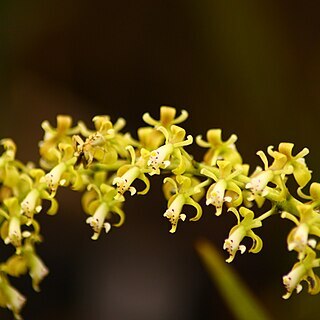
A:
[1, 1, 320, 319]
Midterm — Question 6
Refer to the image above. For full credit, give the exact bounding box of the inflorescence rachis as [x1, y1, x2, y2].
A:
[0, 106, 319, 318]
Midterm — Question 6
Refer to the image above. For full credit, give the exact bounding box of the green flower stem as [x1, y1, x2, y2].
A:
[90, 160, 130, 172]
[256, 208, 276, 222]
[183, 161, 219, 178]
[263, 187, 283, 202]
[234, 174, 250, 185]
[277, 196, 304, 217]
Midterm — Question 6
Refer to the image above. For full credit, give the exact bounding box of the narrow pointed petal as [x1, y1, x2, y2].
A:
[247, 230, 263, 254]
[112, 207, 125, 227]
[186, 198, 202, 222]
[137, 174, 150, 195]
[293, 163, 311, 188]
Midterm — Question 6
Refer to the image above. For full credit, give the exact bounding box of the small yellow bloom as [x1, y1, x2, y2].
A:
[223, 207, 263, 263]
[147, 144, 173, 175]
[6, 216, 22, 248]
[137, 127, 164, 150]
[201, 161, 243, 215]
[2, 198, 30, 251]
[24, 244, 49, 292]
[40, 115, 74, 154]
[163, 176, 205, 233]
[288, 223, 310, 252]
[1, 255, 28, 278]
[20, 189, 42, 220]
[163, 194, 187, 233]
[86, 202, 111, 240]
[223, 226, 247, 262]
[143, 106, 188, 128]
[282, 248, 320, 299]
[113, 166, 140, 197]
[245, 170, 273, 198]
[0, 276, 26, 320]
[259, 143, 311, 188]
[84, 184, 125, 239]
[281, 205, 320, 259]
[42, 162, 67, 194]
[196, 129, 242, 166]
[0, 139, 17, 161]
[206, 180, 230, 216]
[144, 124, 193, 176]
[113, 146, 150, 200]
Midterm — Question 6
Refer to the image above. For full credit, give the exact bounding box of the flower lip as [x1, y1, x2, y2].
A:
[282, 263, 306, 299]
[163, 194, 186, 233]
[20, 189, 41, 219]
[206, 179, 228, 215]
[6, 216, 22, 248]
[223, 226, 246, 262]
[288, 223, 309, 252]
[245, 170, 273, 195]
[42, 162, 67, 193]
[147, 144, 173, 175]
[86, 202, 110, 240]
[112, 166, 140, 197]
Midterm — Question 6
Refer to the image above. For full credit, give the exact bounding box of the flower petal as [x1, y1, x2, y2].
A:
[186, 197, 202, 222]
[247, 230, 263, 254]
[293, 162, 311, 188]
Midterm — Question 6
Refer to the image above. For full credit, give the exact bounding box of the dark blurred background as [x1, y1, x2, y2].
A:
[1, 1, 320, 319]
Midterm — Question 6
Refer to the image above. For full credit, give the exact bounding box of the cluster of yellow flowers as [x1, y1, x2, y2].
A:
[0, 106, 319, 318]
